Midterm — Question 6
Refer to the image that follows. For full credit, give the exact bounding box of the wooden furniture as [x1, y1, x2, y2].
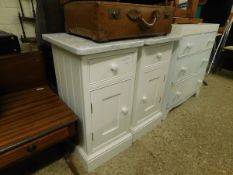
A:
[164, 24, 219, 111]
[173, 17, 203, 24]
[0, 51, 77, 170]
[43, 33, 180, 171]
[172, 0, 199, 17]
[172, 0, 202, 24]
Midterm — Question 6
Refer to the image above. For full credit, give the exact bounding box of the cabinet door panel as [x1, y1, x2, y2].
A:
[135, 66, 166, 124]
[91, 80, 131, 148]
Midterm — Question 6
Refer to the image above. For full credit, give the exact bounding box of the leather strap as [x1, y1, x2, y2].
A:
[127, 9, 159, 30]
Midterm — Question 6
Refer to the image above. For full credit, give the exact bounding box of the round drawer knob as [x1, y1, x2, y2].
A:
[181, 66, 188, 72]
[110, 63, 119, 72]
[156, 53, 163, 59]
[176, 91, 182, 96]
[121, 107, 128, 115]
[187, 43, 193, 49]
[142, 96, 147, 103]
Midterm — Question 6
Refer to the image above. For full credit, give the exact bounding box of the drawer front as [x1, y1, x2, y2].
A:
[178, 32, 216, 57]
[88, 52, 137, 84]
[168, 76, 201, 109]
[142, 43, 172, 68]
[174, 50, 212, 82]
[0, 126, 75, 169]
[202, 32, 216, 50]
[168, 82, 186, 108]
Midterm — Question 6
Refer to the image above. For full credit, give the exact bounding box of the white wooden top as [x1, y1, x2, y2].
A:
[42, 33, 180, 56]
[171, 23, 219, 36]
[43, 33, 144, 55]
[144, 34, 180, 45]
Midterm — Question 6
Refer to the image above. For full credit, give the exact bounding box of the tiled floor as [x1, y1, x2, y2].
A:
[4, 71, 233, 175]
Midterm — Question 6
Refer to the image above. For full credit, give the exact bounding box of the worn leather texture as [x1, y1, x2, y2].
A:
[64, 1, 172, 42]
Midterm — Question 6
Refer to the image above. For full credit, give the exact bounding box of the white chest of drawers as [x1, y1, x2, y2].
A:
[43, 24, 219, 171]
[43, 33, 179, 171]
[165, 24, 219, 111]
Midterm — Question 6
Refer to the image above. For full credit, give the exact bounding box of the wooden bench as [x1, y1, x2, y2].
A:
[0, 51, 78, 171]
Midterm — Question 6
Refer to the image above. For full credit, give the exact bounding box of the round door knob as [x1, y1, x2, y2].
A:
[187, 43, 193, 49]
[181, 66, 188, 72]
[156, 53, 163, 59]
[197, 80, 203, 84]
[121, 107, 128, 115]
[176, 91, 182, 96]
[142, 96, 147, 103]
[110, 63, 119, 72]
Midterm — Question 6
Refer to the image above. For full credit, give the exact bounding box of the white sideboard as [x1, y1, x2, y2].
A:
[43, 24, 219, 171]
[165, 24, 219, 111]
[43, 33, 179, 171]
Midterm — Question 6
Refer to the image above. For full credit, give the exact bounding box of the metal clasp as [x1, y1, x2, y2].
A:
[108, 8, 121, 19]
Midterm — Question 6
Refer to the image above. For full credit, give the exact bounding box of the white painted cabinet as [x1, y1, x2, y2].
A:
[43, 33, 179, 171]
[49, 41, 139, 171]
[135, 67, 164, 120]
[131, 43, 173, 140]
[44, 27, 220, 171]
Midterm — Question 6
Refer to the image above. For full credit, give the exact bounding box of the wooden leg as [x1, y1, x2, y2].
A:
[203, 80, 208, 86]
[64, 153, 80, 175]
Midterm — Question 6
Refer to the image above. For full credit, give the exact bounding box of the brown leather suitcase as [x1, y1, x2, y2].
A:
[64, 1, 172, 42]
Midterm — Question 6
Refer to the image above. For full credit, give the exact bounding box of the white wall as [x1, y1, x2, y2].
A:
[0, 0, 36, 51]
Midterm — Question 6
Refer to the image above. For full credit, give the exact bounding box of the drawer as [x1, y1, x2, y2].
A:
[202, 32, 216, 50]
[0, 125, 75, 169]
[174, 50, 212, 82]
[195, 71, 206, 90]
[178, 32, 216, 57]
[88, 52, 137, 84]
[168, 75, 202, 109]
[142, 43, 172, 68]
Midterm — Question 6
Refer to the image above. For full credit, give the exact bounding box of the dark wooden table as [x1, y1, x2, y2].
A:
[0, 51, 79, 174]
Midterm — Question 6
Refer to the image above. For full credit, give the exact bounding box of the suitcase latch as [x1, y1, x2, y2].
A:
[164, 10, 171, 19]
[108, 8, 121, 19]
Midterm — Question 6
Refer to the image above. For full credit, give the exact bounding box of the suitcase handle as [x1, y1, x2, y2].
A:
[127, 10, 158, 29]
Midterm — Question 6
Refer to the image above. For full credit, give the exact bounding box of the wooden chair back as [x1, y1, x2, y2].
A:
[171, 0, 199, 18]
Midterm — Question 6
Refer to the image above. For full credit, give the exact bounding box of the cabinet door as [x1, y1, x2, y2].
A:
[134, 65, 166, 124]
[90, 80, 131, 148]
